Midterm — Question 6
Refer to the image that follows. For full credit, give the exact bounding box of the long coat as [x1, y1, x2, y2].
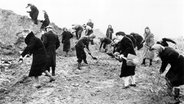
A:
[143, 32, 155, 59]
[21, 32, 48, 77]
[40, 12, 50, 29]
[62, 31, 73, 52]
[159, 47, 184, 87]
[115, 36, 136, 77]
[29, 5, 39, 24]
[41, 31, 60, 67]
[106, 28, 114, 40]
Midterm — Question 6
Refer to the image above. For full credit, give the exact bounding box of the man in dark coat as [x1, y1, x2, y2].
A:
[62, 28, 73, 56]
[114, 32, 136, 88]
[75, 35, 96, 69]
[41, 26, 60, 76]
[40, 10, 50, 30]
[26, 3, 39, 24]
[99, 37, 112, 52]
[19, 31, 54, 87]
[151, 44, 184, 100]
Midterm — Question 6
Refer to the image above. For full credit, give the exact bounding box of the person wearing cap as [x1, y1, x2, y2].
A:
[26, 3, 39, 24]
[151, 44, 184, 100]
[40, 10, 50, 30]
[106, 25, 114, 40]
[75, 35, 96, 69]
[19, 31, 55, 88]
[113, 32, 137, 88]
[72, 24, 83, 40]
[141, 27, 155, 66]
[41, 26, 60, 76]
[61, 28, 73, 56]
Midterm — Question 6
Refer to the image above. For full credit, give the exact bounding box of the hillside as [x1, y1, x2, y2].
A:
[0, 8, 62, 55]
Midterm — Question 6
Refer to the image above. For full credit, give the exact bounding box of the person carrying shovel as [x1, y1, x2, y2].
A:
[75, 35, 97, 69]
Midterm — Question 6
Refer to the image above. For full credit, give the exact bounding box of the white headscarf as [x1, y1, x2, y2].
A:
[151, 44, 165, 53]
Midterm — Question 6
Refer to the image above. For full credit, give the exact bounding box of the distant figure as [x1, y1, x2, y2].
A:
[87, 19, 94, 29]
[61, 28, 73, 56]
[157, 38, 176, 47]
[106, 25, 114, 40]
[141, 27, 155, 66]
[75, 35, 96, 69]
[19, 31, 55, 88]
[41, 26, 60, 76]
[40, 10, 50, 30]
[113, 32, 136, 88]
[26, 3, 39, 24]
[151, 44, 184, 100]
[85, 19, 94, 36]
[72, 24, 83, 40]
[130, 33, 144, 50]
[99, 37, 112, 52]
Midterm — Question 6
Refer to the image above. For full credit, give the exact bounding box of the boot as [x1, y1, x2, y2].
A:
[141, 58, 146, 65]
[149, 59, 152, 66]
[52, 67, 55, 76]
[84, 60, 88, 64]
[174, 88, 180, 100]
[77, 63, 81, 70]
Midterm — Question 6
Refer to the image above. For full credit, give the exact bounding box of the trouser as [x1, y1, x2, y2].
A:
[75, 46, 87, 64]
[122, 75, 135, 87]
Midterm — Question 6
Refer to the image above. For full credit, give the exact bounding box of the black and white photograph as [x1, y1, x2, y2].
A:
[0, 0, 183, 104]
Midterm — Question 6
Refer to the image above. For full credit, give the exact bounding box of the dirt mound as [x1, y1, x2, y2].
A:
[0, 8, 62, 55]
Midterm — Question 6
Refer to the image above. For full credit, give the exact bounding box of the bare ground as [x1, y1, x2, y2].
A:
[0, 46, 184, 104]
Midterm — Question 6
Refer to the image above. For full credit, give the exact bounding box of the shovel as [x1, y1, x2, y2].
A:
[88, 52, 97, 60]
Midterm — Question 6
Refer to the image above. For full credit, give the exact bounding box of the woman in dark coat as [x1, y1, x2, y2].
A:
[151, 44, 184, 99]
[114, 32, 136, 88]
[62, 28, 73, 56]
[41, 26, 60, 76]
[26, 3, 39, 24]
[40, 10, 50, 30]
[19, 31, 54, 87]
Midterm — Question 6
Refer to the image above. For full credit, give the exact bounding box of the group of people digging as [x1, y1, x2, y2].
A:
[18, 3, 184, 102]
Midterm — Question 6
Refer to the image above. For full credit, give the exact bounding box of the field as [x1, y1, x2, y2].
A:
[0, 38, 184, 104]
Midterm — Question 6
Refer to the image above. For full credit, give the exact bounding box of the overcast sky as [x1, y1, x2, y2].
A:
[0, 0, 183, 39]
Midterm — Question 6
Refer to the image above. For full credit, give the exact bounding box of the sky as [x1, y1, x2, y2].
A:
[0, 0, 184, 39]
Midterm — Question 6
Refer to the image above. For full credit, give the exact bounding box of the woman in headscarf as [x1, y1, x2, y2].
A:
[151, 44, 184, 100]
[114, 32, 137, 88]
[19, 31, 55, 88]
[142, 27, 155, 66]
[106, 25, 114, 40]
